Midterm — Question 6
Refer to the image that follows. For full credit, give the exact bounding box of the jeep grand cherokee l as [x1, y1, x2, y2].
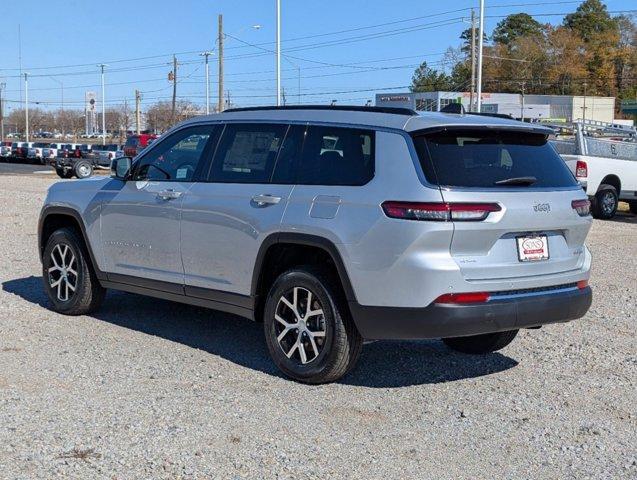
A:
[38, 106, 592, 383]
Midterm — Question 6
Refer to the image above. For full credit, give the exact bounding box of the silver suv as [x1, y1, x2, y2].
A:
[38, 106, 593, 383]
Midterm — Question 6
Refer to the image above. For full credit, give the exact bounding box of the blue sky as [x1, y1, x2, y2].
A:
[1, 0, 634, 112]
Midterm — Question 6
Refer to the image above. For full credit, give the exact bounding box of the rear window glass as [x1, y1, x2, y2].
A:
[414, 130, 578, 188]
[297, 126, 374, 186]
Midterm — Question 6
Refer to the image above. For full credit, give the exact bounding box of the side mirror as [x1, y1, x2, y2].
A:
[111, 156, 132, 180]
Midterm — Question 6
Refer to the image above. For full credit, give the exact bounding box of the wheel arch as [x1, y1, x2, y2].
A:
[598, 174, 621, 195]
[39, 206, 106, 280]
[251, 233, 357, 320]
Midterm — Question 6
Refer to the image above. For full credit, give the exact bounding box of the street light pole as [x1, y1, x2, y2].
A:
[476, 0, 485, 113]
[98, 64, 107, 145]
[276, 0, 281, 106]
[24, 73, 29, 142]
[200, 51, 213, 114]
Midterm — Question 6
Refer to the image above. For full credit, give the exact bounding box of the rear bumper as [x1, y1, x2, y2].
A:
[349, 286, 592, 340]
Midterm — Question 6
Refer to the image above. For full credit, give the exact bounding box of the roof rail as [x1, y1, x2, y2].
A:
[223, 105, 418, 116]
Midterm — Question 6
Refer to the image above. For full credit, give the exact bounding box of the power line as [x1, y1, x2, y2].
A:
[1, 3, 631, 76]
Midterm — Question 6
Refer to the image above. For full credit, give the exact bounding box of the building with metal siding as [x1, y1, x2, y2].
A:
[375, 91, 615, 123]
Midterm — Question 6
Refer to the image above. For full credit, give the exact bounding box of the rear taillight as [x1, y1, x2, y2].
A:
[381, 201, 501, 222]
[575, 160, 588, 178]
[434, 292, 490, 304]
[577, 280, 589, 289]
[571, 199, 591, 217]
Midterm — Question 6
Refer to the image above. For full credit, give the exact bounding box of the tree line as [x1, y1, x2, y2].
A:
[4, 100, 202, 140]
[410, 0, 636, 109]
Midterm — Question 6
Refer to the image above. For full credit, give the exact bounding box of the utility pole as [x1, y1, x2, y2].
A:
[469, 9, 476, 112]
[171, 55, 177, 123]
[98, 64, 107, 145]
[0, 82, 5, 141]
[276, 0, 281, 106]
[200, 51, 213, 114]
[135, 90, 141, 135]
[218, 14, 224, 113]
[476, 0, 485, 113]
[24, 73, 29, 142]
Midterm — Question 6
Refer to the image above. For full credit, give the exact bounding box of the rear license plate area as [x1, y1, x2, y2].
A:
[516, 234, 549, 262]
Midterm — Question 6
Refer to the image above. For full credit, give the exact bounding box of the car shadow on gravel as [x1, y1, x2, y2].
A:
[606, 212, 637, 224]
[3, 276, 519, 388]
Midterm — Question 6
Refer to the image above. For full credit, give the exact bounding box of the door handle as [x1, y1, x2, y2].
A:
[252, 194, 282, 206]
[157, 189, 182, 200]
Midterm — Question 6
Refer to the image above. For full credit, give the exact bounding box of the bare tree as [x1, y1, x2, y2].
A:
[146, 100, 202, 133]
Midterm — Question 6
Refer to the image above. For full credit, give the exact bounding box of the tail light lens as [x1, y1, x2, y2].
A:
[434, 292, 490, 304]
[382, 202, 501, 222]
[575, 160, 588, 178]
[571, 199, 591, 217]
[577, 280, 589, 289]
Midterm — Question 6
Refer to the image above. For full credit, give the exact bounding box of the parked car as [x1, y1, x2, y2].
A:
[42, 143, 66, 163]
[97, 144, 123, 167]
[27, 142, 51, 164]
[0, 141, 12, 159]
[12, 141, 32, 162]
[38, 106, 593, 383]
[52, 144, 93, 179]
[123, 133, 157, 157]
[557, 121, 637, 218]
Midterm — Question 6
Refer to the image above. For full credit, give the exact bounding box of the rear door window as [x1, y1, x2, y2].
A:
[208, 123, 287, 183]
[297, 126, 374, 186]
[414, 129, 578, 188]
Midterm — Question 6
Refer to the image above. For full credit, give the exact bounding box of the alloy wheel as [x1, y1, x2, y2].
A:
[274, 286, 326, 365]
[48, 244, 78, 302]
[601, 191, 615, 215]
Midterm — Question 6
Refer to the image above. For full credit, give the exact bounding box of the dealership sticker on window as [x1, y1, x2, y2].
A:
[516, 235, 549, 262]
[176, 168, 188, 179]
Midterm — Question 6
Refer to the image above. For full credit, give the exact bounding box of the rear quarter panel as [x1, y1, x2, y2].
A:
[281, 130, 453, 307]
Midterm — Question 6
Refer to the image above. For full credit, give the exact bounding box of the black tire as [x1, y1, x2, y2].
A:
[591, 184, 618, 220]
[263, 266, 363, 384]
[442, 330, 518, 355]
[42, 227, 105, 315]
[74, 160, 93, 179]
[629, 201, 637, 215]
[55, 168, 73, 179]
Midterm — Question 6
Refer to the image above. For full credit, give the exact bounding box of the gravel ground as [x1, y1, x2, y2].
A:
[0, 174, 635, 480]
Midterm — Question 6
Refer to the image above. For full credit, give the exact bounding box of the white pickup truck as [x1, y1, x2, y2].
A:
[553, 120, 637, 219]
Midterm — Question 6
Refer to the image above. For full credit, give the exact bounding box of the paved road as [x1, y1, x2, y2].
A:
[0, 160, 53, 176]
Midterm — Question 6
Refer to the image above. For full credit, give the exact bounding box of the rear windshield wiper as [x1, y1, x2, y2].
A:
[494, 176, 537, 186]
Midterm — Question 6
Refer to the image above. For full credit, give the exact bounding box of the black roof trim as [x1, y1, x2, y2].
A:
[224, 105, 418, 116]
